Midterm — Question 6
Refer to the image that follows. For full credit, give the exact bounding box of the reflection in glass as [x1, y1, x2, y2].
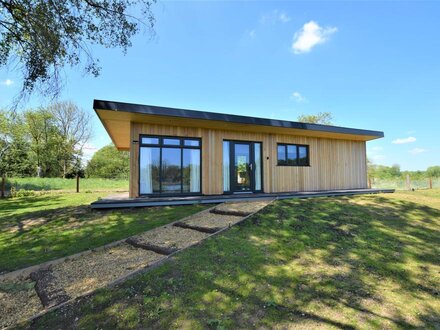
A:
[287, 145, 297, 165]
[184, 139, 200, 147]
[183, 149, 201, 193]
[161, 148, 182, 193]
[163, 138, 180, 145]
[254, 143, 261, 191]
[277, 145, 286, 165]
[223, 141, 230, 192]
[141, 137, 159, 145]
[139, 147, 160, 194]
[235, 144, 251, 191]
[299, 146, 308, 165]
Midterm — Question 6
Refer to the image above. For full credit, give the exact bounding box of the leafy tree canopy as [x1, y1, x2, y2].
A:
[0, 0, 155, 99]
[297, 112, 333, 125]
[85, 144, 129, 179]
[426, 166, 440, 178]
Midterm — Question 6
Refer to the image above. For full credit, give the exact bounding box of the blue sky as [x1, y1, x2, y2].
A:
[0, 1, 439, 171]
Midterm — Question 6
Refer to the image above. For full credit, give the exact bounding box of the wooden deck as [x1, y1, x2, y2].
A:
[90, 188, 395, 209]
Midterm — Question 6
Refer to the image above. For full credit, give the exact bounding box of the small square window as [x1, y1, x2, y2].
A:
[163, 138, 180, 145]
[184, 139, 200, 147]
[142, 137, 159, 144]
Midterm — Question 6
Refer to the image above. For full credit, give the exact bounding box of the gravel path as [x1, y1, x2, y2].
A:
[212, 200, 271, 216]
[0, 278, 42, 328]
[0, 199, 273, 328]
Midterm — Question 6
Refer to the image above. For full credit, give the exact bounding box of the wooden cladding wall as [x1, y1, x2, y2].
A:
[129, 122, 367, 197]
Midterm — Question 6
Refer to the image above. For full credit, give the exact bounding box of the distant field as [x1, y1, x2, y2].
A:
[371, 177, 440, 190]
[5, 177, 128, 192]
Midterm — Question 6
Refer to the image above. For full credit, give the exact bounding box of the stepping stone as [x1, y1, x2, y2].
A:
[30, 268, 70, 308]
[211, 200, 272, 216]
[126, 225, 209, 254]
[174, 212, 243, 233]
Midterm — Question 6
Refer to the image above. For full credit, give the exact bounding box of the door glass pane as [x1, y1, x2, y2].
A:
[287, 145, 298, 165]
[183, 149, 200, 193]
[234, 144, 251, 191]
[163, 138, 180, 145]
[139, 147, 160, 194]
[277, 145, 286, 165]
[298, 146, 308, 165]
[223, 141, 230, 192]
[254, 143, 262, 191]
[161, 148, 182, 193]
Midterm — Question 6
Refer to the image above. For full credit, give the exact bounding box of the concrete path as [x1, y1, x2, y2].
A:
[0, 199, 273, 329]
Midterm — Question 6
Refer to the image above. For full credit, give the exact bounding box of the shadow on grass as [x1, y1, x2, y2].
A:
[0, 195, 208, 273]
[25, 195, 440, 329]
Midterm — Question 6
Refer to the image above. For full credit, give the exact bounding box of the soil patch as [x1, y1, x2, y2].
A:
[30, 268, 70, 308]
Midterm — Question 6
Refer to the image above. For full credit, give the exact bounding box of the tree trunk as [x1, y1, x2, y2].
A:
[1, 174, 5, 198]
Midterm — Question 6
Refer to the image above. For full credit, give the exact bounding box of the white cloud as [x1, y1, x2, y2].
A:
[409, 148, 427, 155]
[392, 136, 416, 144]
[248, 29, 256, 39]
[291, 91, 306, 102]
[260, 10, 290, 24]
[371, 154, 386, 161]
[81, 142, 99, 161]
[292, 21, 337, 54]
[371, 146, 383, 151]
[0, 79, 14, 86]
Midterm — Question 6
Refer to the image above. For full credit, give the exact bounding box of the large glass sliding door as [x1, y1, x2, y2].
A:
[223, 140, 263, 193]
[139, 136, 201, 196]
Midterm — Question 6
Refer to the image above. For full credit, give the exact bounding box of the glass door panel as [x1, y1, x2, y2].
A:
[161, 148, 182, 193]
[234, 143, 251, 191]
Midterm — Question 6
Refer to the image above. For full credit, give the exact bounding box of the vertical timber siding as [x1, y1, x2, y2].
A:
[129, 123, 367, 198]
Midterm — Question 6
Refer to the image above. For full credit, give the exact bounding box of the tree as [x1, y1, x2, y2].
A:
[0, 109, 33, 177]
[48, 101, 92, 177]
[85, 144, 129, 179]
[426, 166, 440, 178]
[25, 108, 62, 177]
[0, 0, 156, 100]
[297, 112, 334, 125]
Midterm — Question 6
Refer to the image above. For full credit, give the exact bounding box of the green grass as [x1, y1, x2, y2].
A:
[5, 177, 128, 192]
[0, 192, 208, 273]
[24, 190, 440, 329]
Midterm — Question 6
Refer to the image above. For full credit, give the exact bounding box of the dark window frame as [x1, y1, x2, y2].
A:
[277, 143, 310, 167]
[139, 135, 202, 196]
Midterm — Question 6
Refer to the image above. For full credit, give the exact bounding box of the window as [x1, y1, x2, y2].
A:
[277, 143, 309, 166]
[139, 136, 201, 195]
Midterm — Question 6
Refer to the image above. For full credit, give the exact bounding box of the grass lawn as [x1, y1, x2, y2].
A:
[5, 177, 128, 192]
[0, 192, 208, 273]
[24, 190, 440, 329]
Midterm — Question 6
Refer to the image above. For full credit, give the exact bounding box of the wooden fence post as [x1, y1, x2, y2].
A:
[368, 177, 372, 189]
[429, 177, 432, 189]
[1, 175, 5, 198]
[76, 175, 80, 193]
[406, 174, 411, 190]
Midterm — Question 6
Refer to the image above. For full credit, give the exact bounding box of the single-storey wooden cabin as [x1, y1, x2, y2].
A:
[94, 99, 383, 199]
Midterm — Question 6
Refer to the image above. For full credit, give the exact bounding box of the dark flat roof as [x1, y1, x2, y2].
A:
[93, 99, 384, 138]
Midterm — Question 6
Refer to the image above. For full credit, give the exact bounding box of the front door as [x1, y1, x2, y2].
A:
[233, 142, 252, 192]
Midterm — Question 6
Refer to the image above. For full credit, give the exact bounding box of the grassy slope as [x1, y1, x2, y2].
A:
[0, 193, 208, 273]
[25, 190, 440, 329]
[6, 177, 128, 192]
